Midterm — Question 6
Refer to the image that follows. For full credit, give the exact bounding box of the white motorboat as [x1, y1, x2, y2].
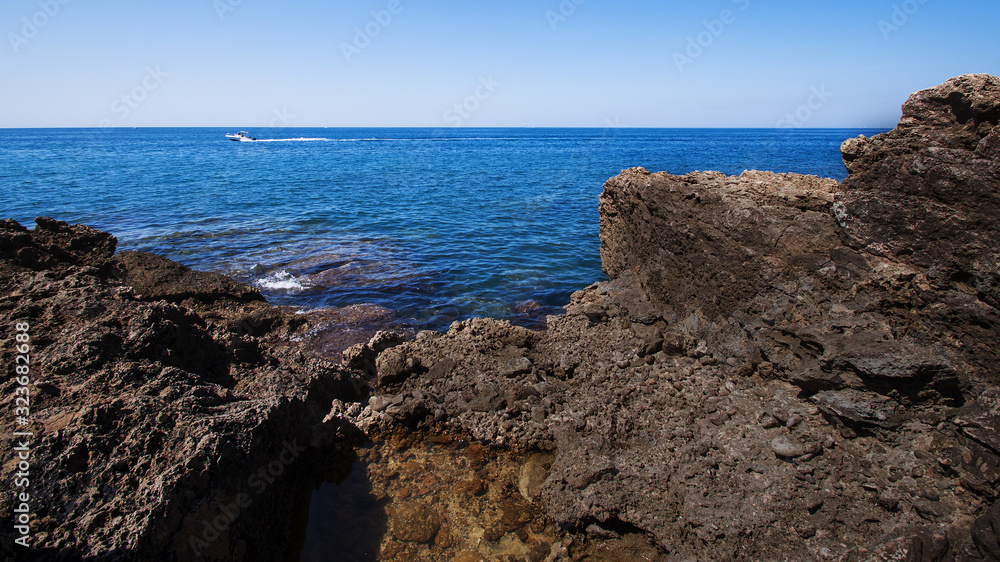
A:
[226, 131, 256, 142]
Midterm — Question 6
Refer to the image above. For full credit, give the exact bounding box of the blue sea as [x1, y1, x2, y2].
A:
[0, 127, 886, 331]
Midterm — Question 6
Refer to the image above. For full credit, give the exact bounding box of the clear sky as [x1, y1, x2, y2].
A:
[2, 0, 998, 128]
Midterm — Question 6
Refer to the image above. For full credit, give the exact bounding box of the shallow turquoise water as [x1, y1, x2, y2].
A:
[0, 127, 886, 329]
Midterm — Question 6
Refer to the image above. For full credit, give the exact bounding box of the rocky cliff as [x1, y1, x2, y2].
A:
[359, 74, 1000, 560]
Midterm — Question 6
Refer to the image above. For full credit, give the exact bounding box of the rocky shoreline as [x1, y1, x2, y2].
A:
[3, 74, 1000, 561]
[0, 219, 372, 560]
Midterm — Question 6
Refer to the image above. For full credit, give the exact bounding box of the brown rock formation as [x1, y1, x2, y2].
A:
[0, 218, 364, 560]
[360, 75, 1000, 560]
[598, 75, 1000, 421]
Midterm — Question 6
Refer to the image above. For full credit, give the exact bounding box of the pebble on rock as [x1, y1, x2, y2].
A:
[770, 435, 806, 458]
[805, 493, 824, 513]
[391, 502, 442, 543]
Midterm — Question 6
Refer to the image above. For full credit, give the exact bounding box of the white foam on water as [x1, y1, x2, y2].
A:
[243, 137, 524, 143]
[254, 270, 309, 292]
[253, 137, 331, 142]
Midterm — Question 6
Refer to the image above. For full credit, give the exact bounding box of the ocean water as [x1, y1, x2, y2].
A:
[0, 127, 887, 330]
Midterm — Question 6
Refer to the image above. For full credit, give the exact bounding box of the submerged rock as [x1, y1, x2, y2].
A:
[390, 502, 442, 543]
[113, 249, 266, 306]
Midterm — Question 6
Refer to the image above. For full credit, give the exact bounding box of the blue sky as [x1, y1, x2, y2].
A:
[2, 0, 998, 128]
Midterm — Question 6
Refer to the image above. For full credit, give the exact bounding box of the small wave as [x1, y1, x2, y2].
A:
[254, 270, 309, 292]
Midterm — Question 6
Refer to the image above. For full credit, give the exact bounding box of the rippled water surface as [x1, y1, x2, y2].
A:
[0, 127, 886, 329]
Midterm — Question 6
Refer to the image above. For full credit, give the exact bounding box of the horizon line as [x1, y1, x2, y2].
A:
[0, 125, 895, 130]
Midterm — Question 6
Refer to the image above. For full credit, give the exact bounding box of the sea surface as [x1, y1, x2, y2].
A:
[0, 127, 887, 330]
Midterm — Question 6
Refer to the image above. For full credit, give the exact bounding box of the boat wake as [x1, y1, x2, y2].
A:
[253, 137, 331, 142]
[237, 137, 530, 143]
[328, 137, 526, 142]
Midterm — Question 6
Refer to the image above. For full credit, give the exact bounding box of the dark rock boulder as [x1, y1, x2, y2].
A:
[599, 75, 1000, 399]
[969, 501, 1000, 560]
[1, 216, 116, 272]
[599, 168, 843, 325]
[597, 164, 984, 412]
[113, 250, 265, 306]
[837, 74, 1000, 311]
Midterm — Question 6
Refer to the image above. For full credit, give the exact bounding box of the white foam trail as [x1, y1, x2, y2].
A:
[254, 270, 308, 292]
[241, 137, 526, 143]
[253, 137, 331, 142]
